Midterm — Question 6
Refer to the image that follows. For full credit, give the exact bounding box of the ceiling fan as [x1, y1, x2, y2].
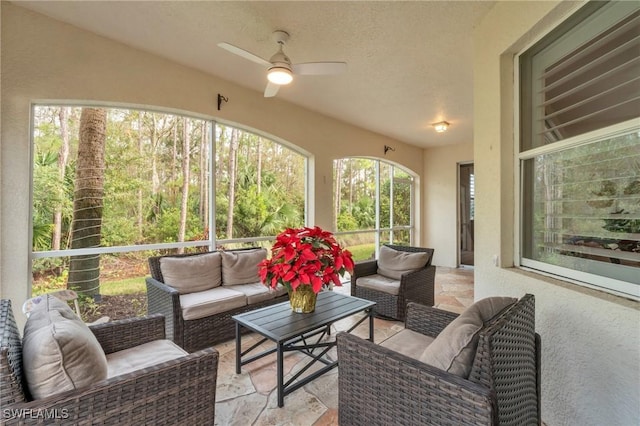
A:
[218, 30, 347, 98]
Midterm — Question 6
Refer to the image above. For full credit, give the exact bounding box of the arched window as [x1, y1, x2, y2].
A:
[30, 105, 307, 300]
[333, 157, 415, 261]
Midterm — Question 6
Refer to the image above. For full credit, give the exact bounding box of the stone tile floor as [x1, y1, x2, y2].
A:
[214, 266, 474, 425]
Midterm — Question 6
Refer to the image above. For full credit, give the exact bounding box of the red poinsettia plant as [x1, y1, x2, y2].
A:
[259, 226, 355, 294]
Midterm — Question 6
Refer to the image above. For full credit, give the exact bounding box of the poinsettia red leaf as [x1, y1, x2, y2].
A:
[284, 246, 297, 262]
[332, 255, 342, 271]
[343, 253, 354, 272]
[290, 279, 300, 290]
[311, 276, 323, 293]
[299, 247, 315, 261]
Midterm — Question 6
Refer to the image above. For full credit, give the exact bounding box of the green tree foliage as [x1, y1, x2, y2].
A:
[215, 125, 305, 238]
[32, 107, 307, 280]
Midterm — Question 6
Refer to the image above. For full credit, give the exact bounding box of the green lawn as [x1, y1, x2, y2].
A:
[33, 276, 147, 297]
[100, 277, 146, 295]
[346, 243, 375, 262]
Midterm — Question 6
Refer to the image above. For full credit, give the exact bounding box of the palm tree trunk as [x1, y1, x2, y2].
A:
[68, 108, 107, 299]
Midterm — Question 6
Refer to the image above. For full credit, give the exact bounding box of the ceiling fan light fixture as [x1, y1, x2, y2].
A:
[267, 67, 293, 85]
[432, 121, 450, 133]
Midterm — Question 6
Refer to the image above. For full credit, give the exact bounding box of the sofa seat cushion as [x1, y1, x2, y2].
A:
[106, 339, 188, 378]
[356, 274, 401, 296]
[221, 248, 267, 286]
[420, 296, 517, 378]
[229, 283, 275, 304]
[377, 245, 429, 280]
[22, 295, 108, 400]
[180, 287, 247, 321]
[380, 329, 435, 360]
[160, 252, 222, 294]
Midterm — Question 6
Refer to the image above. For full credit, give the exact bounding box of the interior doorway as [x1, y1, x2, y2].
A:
[459, 163, 474, 266]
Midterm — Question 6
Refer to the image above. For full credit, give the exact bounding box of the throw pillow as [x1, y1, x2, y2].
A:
[377, 245, 430, 280]
[221, 248, 267, 285]
[420, 296, 517, 378]
[22, 295, 108, 400]
[160, 251, 222, 294]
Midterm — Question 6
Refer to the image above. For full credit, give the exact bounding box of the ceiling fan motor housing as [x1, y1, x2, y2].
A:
[269, 49, 291, 68]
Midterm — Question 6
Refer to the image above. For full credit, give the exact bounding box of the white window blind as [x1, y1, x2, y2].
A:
[521, 2, 640, 150]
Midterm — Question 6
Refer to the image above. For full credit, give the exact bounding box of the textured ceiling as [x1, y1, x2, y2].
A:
[14, 1, 495, 148]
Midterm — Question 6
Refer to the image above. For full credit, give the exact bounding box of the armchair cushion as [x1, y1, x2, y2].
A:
[22, 295, 108, 400]
[356, 274, 401, 295]
[380, 329, 435, 359]
[159, 251, 222, 294]
[106, 339, 188, 377]
[420, 296, 516, 378]
[221, 248, 267, 285]
[377, 245, 430, 280]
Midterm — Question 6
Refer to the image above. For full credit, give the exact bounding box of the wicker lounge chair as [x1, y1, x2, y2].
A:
[337, 294, 541, 425]
[0, 299, 218, 425]
[350, 244, 435, 321]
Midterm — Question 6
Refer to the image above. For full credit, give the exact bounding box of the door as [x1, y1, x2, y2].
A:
[459, 163, 474, 266]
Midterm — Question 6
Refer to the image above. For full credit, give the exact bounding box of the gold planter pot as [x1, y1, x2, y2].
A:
[288, 285, 317, 313]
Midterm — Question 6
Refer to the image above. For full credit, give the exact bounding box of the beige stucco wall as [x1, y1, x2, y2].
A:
[423, 142, 473, 267]
[474, 1, 640, 425]
[0, 4, 425, 315]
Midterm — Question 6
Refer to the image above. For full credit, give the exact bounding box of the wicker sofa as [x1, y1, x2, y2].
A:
[0, 298, 219, 425]
[337, 294, 541, 425]
[351, 244, 435, 321]
[147, 248, 288, 353]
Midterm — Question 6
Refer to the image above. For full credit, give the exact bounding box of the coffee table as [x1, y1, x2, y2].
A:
[233, 291, 376, 407]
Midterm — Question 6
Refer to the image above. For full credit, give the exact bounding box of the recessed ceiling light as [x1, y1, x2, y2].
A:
[432, 121, 450, 133]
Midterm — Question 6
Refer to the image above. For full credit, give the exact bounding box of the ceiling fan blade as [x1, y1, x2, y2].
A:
[292, 62, 347, 75]
[217, 42, 271, 67]
[264, 81, 280, 98]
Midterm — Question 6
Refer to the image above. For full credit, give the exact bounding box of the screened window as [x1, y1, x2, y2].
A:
[31, 105, 307, 300]
[519, 1, 640, 299]
[214, 124, 305, 241]
[333, 158, 415, 261]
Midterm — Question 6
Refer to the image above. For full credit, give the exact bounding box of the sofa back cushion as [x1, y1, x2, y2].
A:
[160, 251, 222, 294]
[221, 248, 267, 286]
[22, 295, 108, 400]
[377, 245, 430, 280]
[419, 296, 516, 378]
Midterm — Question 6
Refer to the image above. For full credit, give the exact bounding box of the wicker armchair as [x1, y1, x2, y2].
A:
[337, 294, 541, 426]
[350, 244, 435, 321]
[146, 248, 289, 352]
[0, 299, 219, 425]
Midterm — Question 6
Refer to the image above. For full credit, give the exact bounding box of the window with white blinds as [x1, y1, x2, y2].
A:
[519, 1, 640, 299]
[521, 1, 640, 150]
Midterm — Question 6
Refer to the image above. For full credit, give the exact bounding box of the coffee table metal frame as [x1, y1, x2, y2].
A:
[233, 291, 376, 407]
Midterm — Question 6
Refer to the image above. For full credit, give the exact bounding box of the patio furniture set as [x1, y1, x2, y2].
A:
[0, 244, 541, 425]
